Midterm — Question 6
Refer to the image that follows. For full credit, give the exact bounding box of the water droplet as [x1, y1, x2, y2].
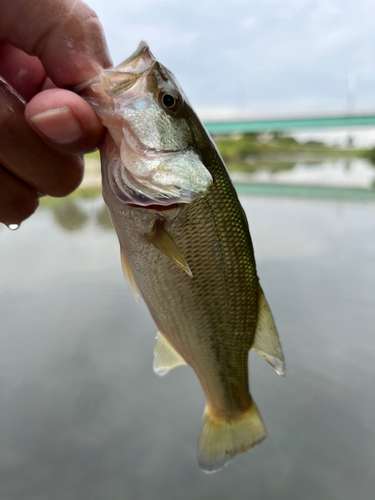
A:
[8, 223, 19, 231]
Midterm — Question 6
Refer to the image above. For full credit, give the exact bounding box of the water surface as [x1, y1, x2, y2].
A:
[0, 189, 374, 499]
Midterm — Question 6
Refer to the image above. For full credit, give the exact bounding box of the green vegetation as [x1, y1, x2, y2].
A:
[363, 147, 375, 165]
[37, 131, 375, 204]
[52, 201, 88, 231]
[85, 150, 100, 160]
[213, 132, 366, 171]
[39, 186, 101, 207]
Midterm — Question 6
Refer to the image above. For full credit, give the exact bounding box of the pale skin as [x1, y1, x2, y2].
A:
[0, 0, 112, 227]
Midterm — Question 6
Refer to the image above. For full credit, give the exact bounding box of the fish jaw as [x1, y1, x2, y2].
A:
[99, 132, 212, 211]
[78, 41, 213, 209]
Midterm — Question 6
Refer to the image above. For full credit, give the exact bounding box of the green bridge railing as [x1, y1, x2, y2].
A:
[204, 113, 375, 134]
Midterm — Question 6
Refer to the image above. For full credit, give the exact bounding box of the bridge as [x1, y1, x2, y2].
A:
[203, 112, 375, 134]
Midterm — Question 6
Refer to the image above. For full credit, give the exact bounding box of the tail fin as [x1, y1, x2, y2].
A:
[197, 402, 266, 472]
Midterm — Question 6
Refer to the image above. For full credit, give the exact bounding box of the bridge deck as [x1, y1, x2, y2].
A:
[204, 114, 375, 134]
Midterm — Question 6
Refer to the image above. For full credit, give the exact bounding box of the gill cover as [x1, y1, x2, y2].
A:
[80, 41, 212, 207]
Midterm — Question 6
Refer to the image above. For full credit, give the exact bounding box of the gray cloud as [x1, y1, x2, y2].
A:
[86, 0, 375, 115]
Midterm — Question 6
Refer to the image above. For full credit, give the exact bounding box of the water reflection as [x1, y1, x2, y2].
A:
[1, 191, 375, 499]
[82, 155, 375, 192]
[52, 201, 89, 231]
[230, 160, 297, 173]
[229, 157, 375, 189]
[49, 198, 115, 233]
[96, 205, 114, 231]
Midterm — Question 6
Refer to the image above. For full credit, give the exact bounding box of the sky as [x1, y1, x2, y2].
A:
[84, 0, 375, 118]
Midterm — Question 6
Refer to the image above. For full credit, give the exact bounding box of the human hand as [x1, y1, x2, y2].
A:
[0, 0, 112, 228]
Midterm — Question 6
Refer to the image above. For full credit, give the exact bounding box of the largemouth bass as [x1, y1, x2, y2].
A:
[78, 42, 285, 472]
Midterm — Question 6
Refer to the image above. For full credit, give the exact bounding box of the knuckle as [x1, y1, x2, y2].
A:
[86, 7, 100, 23]
[81, 4, 102, 28]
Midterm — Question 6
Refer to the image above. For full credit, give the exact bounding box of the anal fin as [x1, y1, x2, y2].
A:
[251, 286, 286, 376]
[147, 220, 193, 278]
[120, 247, 141, 301]
[153, 332, 187, 376]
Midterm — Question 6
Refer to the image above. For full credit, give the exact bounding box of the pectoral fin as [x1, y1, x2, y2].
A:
[153, 332, 187, 376]
[120, 247, 141, 301]
[147, 221, 193, 278]
[252, 287, 286, 376]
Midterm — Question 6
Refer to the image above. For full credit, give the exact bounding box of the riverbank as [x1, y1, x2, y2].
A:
[48, 132, 374, 206]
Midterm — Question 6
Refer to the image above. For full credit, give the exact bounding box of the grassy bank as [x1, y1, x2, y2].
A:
[214, 132, 368, 170]
[40, 132, 373, 204]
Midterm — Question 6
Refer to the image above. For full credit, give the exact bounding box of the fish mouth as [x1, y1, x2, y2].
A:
[116, 41, 156, 75]
[99, 42, 157, 98]
[95, 41, 213, 210]
[74, 42, 156, 97]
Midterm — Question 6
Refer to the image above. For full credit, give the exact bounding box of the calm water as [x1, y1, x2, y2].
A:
[1, 185, 375, 499]
[230, 157, 375, 189]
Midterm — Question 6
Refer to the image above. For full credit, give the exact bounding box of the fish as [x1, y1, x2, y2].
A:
[77, 41, 285, 472]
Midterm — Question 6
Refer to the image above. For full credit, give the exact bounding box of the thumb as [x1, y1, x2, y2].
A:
[0, 0, 112, 87]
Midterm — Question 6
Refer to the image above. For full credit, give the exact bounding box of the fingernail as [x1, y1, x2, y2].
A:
[30, 107, 83, 144]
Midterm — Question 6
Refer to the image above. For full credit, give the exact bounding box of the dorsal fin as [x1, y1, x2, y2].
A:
[120, 247, 141, 301]
[153, 332, 187, 376]
[251, 287, 286, 376]
[147, 220, 193, 278]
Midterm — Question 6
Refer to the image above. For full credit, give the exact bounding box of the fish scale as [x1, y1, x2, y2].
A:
[110, 175, 258, 418]
[79, 41, 285, 472]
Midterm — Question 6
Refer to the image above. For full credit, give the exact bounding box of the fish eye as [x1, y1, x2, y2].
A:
[159, 90, 181, 112]
[163, 94, 176, 107]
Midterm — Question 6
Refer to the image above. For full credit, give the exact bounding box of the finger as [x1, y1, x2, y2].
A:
[40, 77, 57, 91]
[0, 0, 112, 87]
[25, 89, 105, 155]
[0, 42, 46, 101]
[0, 78, 83, 197]
[0, 166, 39, 227]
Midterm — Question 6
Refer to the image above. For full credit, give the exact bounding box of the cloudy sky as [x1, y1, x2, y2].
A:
[85, 0, 375, 117]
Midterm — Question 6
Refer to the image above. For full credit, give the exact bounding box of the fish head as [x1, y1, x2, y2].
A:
[81, 42, 213, 209]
